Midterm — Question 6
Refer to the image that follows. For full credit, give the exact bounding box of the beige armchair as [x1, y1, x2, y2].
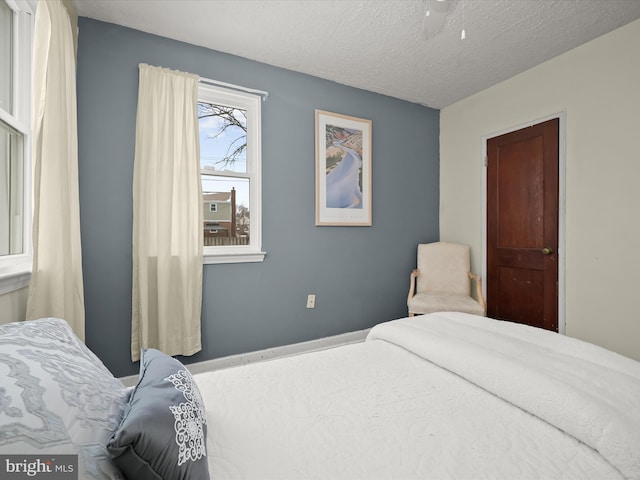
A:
[407, 242, 486, 317]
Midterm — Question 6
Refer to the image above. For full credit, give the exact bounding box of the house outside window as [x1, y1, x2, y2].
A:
[0, 0, 32, 293]
[198, 83, 264, 263]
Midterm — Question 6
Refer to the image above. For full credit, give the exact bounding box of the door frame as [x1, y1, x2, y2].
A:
[481, 111, 566, 334]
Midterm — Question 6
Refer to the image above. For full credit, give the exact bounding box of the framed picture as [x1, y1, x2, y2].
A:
[315, 110, 372, 226]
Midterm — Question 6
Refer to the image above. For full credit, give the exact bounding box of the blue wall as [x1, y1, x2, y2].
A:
[76, 18, 440, 377]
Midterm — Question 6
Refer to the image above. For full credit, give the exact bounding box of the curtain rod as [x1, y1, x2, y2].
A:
[199, 77, 269, 101]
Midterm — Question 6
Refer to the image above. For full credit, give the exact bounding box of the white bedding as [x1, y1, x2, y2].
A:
[195, 313, 640, 480]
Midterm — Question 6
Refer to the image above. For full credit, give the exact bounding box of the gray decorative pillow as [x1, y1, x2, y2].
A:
[107, 349, 209, 480]
[0, 318, 129, 480]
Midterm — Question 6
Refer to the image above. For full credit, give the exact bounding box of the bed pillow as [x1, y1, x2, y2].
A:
[108, 348, 209, 480]
[0, 318, 130, 479]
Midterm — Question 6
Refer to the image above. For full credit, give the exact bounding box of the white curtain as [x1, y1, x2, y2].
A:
[26, 0, 85, 340]
[131, 63, 203, 362]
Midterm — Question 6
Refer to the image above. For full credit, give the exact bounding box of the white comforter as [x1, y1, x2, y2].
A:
[196, 313, 640, 479]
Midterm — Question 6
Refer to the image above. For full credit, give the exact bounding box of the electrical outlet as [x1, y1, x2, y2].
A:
[306, 294, 316, 309]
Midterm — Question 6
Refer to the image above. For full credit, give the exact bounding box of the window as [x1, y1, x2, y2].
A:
[0, 0, 32, 293]
[198, 83, 264, 264]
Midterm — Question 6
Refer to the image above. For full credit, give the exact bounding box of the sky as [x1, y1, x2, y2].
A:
[199, 109, 250, 208]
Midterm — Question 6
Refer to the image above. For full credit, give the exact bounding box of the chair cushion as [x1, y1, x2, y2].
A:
[416, 242, 471, 296]
[408, 292, 485, 316]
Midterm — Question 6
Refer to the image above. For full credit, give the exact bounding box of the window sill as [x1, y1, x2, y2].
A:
[203, 250, 266, 265]
[0, 262, 32, 295]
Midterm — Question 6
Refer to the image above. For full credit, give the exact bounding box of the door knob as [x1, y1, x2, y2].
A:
[542, 247, 553, 255]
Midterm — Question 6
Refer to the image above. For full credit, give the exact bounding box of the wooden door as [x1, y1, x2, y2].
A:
[486, 118, 559, 331]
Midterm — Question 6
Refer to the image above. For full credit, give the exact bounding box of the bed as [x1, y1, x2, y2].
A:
[1, 313, 639, 480]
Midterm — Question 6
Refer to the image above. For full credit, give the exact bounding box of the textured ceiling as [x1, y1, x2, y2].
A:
[72, 0, 640, 109]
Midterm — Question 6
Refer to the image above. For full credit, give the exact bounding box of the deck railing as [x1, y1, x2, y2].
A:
[204, 237, 249, 246]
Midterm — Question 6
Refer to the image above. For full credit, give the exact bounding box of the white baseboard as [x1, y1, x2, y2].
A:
[119, 328, 370, 387]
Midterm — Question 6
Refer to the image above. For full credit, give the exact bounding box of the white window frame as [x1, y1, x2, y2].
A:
[209, 202, 217, 213]
[198, 83, 265, 264]
[0, 0, 32, 294]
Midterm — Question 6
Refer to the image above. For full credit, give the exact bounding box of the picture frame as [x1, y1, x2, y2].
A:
[315, 109, 372, 226]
